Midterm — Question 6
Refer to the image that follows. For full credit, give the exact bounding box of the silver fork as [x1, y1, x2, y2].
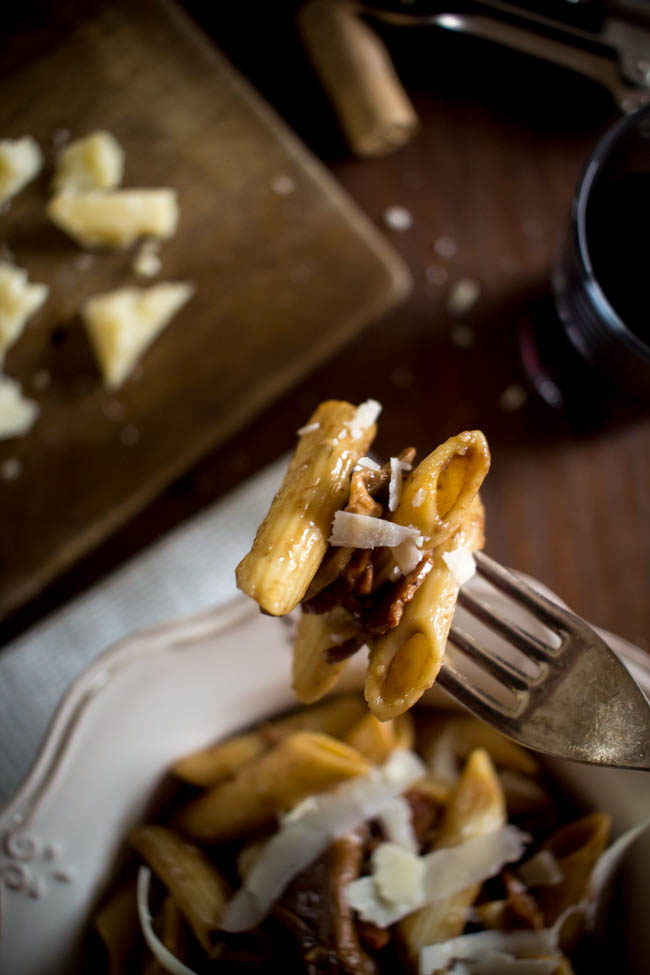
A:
[440, 552, 650, 770]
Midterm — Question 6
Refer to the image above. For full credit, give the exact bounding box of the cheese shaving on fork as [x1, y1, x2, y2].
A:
[220, 749, 425, 932]
[355, 456, 381, 471]
[394, 535, 423, 575]
[388, 456, 413, 512]
[329, 511, 422, 549]
[442, 547, 477, 585]
[347, 398, 382, 439]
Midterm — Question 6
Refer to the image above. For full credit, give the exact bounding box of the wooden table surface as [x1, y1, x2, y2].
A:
[3, 2, 649, 654]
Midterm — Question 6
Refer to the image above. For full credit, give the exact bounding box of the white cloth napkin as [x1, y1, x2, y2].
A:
[0, 456, 287, 805]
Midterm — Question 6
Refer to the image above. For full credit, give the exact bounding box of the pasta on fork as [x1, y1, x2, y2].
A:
[236, 399, 491, 719]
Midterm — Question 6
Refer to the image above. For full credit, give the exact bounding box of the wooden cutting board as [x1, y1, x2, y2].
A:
[0, 0, 410, 622]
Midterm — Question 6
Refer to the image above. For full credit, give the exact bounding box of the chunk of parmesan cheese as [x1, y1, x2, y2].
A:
[346, 825, 530, 928]
[0, 262, 48, 360]
[442, 547, 477, 585]
[52, 130, 125, 193]
[372, 842, 425, 910]
[82, 282, 194, 389]
[48, 189, 179, 248]
[0, 376, 39, 439]
[330, 511, 421, 549]
[0, 137, 43, 204]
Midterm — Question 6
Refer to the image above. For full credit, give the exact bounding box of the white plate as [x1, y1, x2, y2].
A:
[1, 576, 649, 975]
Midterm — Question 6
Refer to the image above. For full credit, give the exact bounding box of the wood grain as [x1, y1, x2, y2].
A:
[0, 0, 411, 621]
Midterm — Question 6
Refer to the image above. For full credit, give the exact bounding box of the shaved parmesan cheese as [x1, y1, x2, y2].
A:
[388, 456, 412, 511]
[330, 511, 421, 549]
[355, 456, 381, 471]
[82, 282, 194, 388]
[442, 547, 476, 585]
[426, 727, 460, 786]
[281, 795, 318, 824]
[137, 867, 200, 975]
[449, 952, 558, 974]
[0, 262, 48, 360]
[53, 130, 125, 193]
[347, 399, 382, 439]
[516, 850, 563, 888]
[393, 535, 423, 575]
[48, 189, 179, 248]
[0, 137, 42, 203]
[296, 421, 320, 436]
[419, 927, 559, 975]
[376, 796, 418, 853]
[346, 825, 530, 928]
[373, 842, 425, 910]
[220, 749, 425, 932]
[0, 376, 39, 440]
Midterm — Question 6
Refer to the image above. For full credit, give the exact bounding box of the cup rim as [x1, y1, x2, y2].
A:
[573, 103, 650, 363]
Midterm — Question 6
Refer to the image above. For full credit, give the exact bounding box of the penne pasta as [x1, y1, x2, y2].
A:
[130, 825, 230, 956]
[365, 496, 485, 720]
[344, 711, 409, 764]
[390, 430, 490, 553]
[537, 812, 611, 950]
[99, 695, 618, 974]
[236, 400, 378, 616]
[292, 607, 358, 704]
[173, 692, 367, 786]
[93, 873, 140, 975]
[174, 731, 370, 843]
[399, 747, 506, 960]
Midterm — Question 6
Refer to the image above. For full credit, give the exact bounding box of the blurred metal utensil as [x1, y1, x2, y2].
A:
[362, 0, 650, 112]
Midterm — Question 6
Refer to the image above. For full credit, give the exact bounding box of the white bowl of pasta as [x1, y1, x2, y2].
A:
[0, 579, 649, 975]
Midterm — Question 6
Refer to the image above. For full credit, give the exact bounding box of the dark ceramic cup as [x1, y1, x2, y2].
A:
[520, 104, 650, 427]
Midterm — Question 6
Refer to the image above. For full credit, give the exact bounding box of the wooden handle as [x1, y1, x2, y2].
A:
[298, 0, 419, 157]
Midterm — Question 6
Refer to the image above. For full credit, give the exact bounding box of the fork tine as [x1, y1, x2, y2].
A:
[474, 552, 581, 632]
[448, 624, 532, 692]
[436, 659, 509, 724]
[457, 588, 555, 662]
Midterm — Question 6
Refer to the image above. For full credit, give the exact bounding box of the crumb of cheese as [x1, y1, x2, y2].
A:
[82, 282, 195, 389]
[53, 130, 125, 193]
[0, 376, 39, 440]
[0, 137, 43, 204]
[0, 261, 49, 361]
[132, 240, 162, 278]
[48, 189, 179, 248]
